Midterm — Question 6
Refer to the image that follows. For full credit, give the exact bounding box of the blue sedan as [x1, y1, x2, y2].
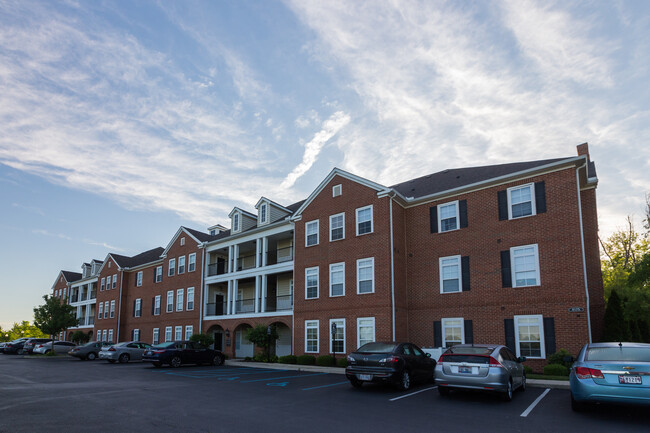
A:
[570, 342, 650, 411]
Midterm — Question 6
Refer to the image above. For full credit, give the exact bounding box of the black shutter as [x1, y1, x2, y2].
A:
[544, 317, 556, 357]
[535, 181, 547, 214]
[504, 319, 516, 353]
[433, 321, 442, 347]
[464, 320, 473, 344]
[131, 329, 134, 341]
[152, 297, 155, 315]
[461, 256, 471, 291]
[430, 206, 438, 233]
[459, 200, 468, 228]
[133, 300, 136, 317]
[498, 190, 508, 220]
[501, 251, 512, 288]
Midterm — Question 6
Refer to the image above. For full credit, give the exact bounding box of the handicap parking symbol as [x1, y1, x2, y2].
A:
[267, 382, 289, 387]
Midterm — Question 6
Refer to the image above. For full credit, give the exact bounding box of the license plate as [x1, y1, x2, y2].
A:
[619, 375, 642, 384]
[145, 351, 151, 356]
[459, 366, 472, 374]
[357, 374, 372, 381]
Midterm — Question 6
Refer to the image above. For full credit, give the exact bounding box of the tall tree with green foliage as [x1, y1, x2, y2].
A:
[33, 295, 77, 339]
[5, 321, 47, 340]
[246, 324, 279, 351]
[602, 290, 628, 342]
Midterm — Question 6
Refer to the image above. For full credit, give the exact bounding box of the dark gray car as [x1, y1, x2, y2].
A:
[68, 341, 113, 360]
[435, 344, 526, 401]
[99, 341, 152, 363]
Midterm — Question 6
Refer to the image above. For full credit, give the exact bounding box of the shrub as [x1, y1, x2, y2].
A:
[244, 356, 253, 361]
[336, 357, 348, 368]
[316, 355, 335, 366]
[278, 355, 297, 364]
[44, 350, 58, 357]
[523, 365, 533, 375]
[297, 355, 316, 365]
[547, 349, 574, 368]
[253, 353, 278, 363]
[71, 330, 90, 344]
[189, 333, 215, 348]
[543, 364, 569, 376]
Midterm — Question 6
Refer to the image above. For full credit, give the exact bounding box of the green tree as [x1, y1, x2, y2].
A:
[7, 320, 47, 340]
[71, 330, 90, 344]
[33, 295, 77, 339]
[602, 290, 628, 342]
[246, 324, 279, 351]
[189, 333, 215, 348]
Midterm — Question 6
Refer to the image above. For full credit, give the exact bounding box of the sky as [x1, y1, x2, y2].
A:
[1, 0, 649, 330]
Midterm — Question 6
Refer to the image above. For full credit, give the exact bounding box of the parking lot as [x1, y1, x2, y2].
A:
[1, 355, 648, 433]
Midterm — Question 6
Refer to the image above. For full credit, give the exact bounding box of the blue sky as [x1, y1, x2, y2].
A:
[1, 0, 649, 330]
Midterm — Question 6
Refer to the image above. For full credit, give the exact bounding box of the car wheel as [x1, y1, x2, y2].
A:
[519, 374, 526, 392]
[17, 349, 24, 355]
[170, 356, 182, 368]
[397, 370, 411, 391]
[438, 386, 450, 396]
[349, 378, 363, 388]
[118, 353, 130, 363]
[153, 362, 162, 368]
[502, 379, 513, 402]
[44, 350, 51, 355]
[87, 352, 97, 361]
[211, 354, 224, 366]
[571, 393, 587, 412]
[108, 360, 116, 364]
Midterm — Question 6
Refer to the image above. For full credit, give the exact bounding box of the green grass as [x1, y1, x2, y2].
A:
[528, 373, 569, 381]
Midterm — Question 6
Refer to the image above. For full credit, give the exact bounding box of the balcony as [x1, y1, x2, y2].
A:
[70, 295, 79, 303]
[205, 294, 293, 316]
[236, 254, 256, 271]
[267, 246, 293, 265]
[90, 291, 97, 300]
[207, 261, 227, 277]
[80, 293, 88, 301]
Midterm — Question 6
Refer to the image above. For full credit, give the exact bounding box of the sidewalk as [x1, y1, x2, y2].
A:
[225, 360, 570, 389]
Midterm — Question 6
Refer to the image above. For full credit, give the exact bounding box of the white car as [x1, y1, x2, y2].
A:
[33, 341, 76, 355]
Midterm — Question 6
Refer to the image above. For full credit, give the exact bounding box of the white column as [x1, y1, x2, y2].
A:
[227, 280, 233, 315]
[232, 279, 239, 314]
[261, 275, 267, 313]
[255, 238, 261, 268]
[262, 237, 268, 267]
[233, 244, 239, 272]
[228, 246, 233, 273]
[254, 275, 261, 313]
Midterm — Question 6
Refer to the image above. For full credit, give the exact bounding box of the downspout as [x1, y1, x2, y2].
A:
[117, 270, 124, 343]
[199, 244, 205, 334]
[576, 166, 593, 343]
[389, 196, 396, 341]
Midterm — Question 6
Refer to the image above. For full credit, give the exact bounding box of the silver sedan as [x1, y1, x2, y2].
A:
[33, 341, 76, 355]
[99, 341, 152, 363]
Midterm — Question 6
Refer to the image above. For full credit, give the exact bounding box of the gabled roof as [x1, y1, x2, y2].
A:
[161, 226, 219, 256]
[61, 270, 82, 283]
[108, 247, 164, 270]
[254, 197, 293, 213]
[228, 207, 256, 219]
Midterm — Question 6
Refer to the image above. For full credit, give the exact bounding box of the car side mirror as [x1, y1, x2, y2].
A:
[426, 353, 431, 358]
[518, 356, 526, 363]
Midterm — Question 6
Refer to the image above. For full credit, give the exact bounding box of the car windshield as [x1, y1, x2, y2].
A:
[356, 343, 397, 353]
[586, 347, 650, 362]
[82, 342, 98, 347]
[446, 347, 494, 355]
[153, 342, 177, 349]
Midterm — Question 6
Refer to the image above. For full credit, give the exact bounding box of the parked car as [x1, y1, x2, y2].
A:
[435, 344, 526, 401]
[142, 341, 225, 368]
[33, 341, 76, 355]
[99, 341, 152, 363]
[68, 341, 113, 360]
[345, 342, 436, 390]
[22, 338, 53, 355]
[570, 342, 650, 411]
[2, 338, 31, 355]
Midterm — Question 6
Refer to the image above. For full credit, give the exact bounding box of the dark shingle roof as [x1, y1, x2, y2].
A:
[111, 247, 164, 269]
[285, 200, 305, 213]
[183, 227, 220, 243]
[391, 158, 567, 199]
[61, 271, 82, 283]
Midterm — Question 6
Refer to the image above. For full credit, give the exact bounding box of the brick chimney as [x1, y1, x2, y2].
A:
[577, 142, 590, 158]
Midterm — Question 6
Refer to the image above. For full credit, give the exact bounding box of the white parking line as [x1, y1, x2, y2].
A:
[389, 386, 437, 401]
[520, 388, 551, 417]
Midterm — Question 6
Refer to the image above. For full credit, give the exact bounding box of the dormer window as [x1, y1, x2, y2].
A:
[210, 229, 216, 235]
[260, 203, 268, 224]
[233, 213, 240, 232]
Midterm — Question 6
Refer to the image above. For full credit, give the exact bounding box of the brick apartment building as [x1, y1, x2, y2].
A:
[50, 144, 603, 369]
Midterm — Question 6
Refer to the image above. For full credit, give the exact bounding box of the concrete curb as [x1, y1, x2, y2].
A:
[20, 355, 74, 360]
[225, 360, 571, 389]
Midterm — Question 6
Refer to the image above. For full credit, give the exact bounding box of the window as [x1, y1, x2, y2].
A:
[514, 315, 545, 358]
[112, 274, 117, 288]
[330, 319, 345, 353]
[168, 258, 176, 276]
[155, 266, 163, 283]
[180, 237, 185, 246]
[110, 301, 115, 318]
[356, 205, 373, 235]
[441, 318, 464, 347]
[260, 203, 267, 223]
[103, 301, 109, 319]
[106, 275, 111, 290]
[329, 213, 344, 241]
[233, 213, 240, 232]
[332, 184, 342, 197]
[329, 263, 345, 297]
[186, 287, 194, 311]
[511, 244, 540, 287]
[108, 329, 113, 342]
[136, 271, 143, 287]
[133, 329, 140, 341]
[102, 330, 107, 341]
[166, 291, 174, 313]
[185, 325, 193, 340]
[305, 320, 319, 353]
[178, 256, 185, 274]
[438, 201, 459, 232]
[100, 278, 105, 291]
[165, 326, 172, 342]
[153, 328, 159, 345]
[174, 326, 182, 340]
[176, 289, 184, 312]
[508, 184, 535, 219]
[439, 255, 461, 293]
[98, 303, 103, 320]
[305, 267, 319, 299]
[188, 253, 196, 272]
[135, 298, 142, 317]
[357, 258, 374, 294]
[154, 295, 161, 315]
[306, 220, 319, 246]
[357, 317, 375, 348]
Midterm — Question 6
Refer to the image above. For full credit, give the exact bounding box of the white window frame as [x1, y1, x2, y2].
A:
[510, 244, 540, 288]
[168, 258, 176, 276]
[305, 320, 319, 353]
[332, 184, 342, 197]
[103, 301, 109, 319]
[305, 267, 319, 299]
[186, 287, 194, 311]
[98, 303, 103, 320]
[233, 213, 240, 232]
[112, 274, 117, 289]
[165, 326, 172, 342]
[357, 317, 375, 348]
[355, 205, 373, 236]
[356, 257, 375, 294]
[109, 300, 115, 318]
[100, 277, 105, 291]
[260, 203, 268, 224]
[166, 290, 174, 313]
[106, 275, 111, 290]
[185, 325, 193, 340]
[108, 329, 114, 342]
[329, 213, 345, 242]
[153, 328, 159, 345]
[507, 183, 536, 220]
[305, 220, 319, 247]
[178, 256, 185, 274]
[180, 237, 185, 246]
[102, 330, 107, 341]
[176, 289, 184, 312]
[514, 314, 545, 359]
[135, 298, 142, 317]
[174, 326, 182, 341]
[438, 200, 459, 233]
[154, 295, 161, 315]
[133, 329, 140, 341]
[329, 262, 345, 297]
[329, 318, 346, 354]
[188, 253, 196, 272]
[155, 266, 163, 283]
[441, 317, 465, 348]
[439, 255, 462, 294]
[136, 271, 143, 287]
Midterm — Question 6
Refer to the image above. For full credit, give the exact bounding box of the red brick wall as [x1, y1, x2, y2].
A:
[203, 316, 292, 359]
[580, 187, 605, 342]
[94, 257, 122, 341]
